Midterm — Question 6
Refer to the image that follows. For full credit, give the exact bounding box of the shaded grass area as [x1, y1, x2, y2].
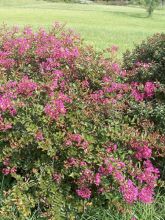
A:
[0, 0, 164, 55]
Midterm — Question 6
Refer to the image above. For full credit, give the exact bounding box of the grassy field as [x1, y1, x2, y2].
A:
[0, 0, 164, 55]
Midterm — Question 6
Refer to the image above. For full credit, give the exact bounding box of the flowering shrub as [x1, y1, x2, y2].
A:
[123, 33, 165, 132]
[123, 33, 165, 184]
[0, 25, 164, 219]
[123, 33, 165, 84]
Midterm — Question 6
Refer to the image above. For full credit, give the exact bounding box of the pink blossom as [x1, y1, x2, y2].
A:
[44, 99, 66, 120]
[0, 51, 15, 69]
[66, 134, 89, 152]
[106, 144, 117, 153]
[82, 80, 89, 88]
[94, 173, 101, 186]
[57, 93, 72, 103]
[2, 167, 17, 175]
[144, 82, 156, 98]
[80, 161, 87, 166]
[102, 76, 112, 84]
[52, 70, 63, 78]
[138, 186, 154, 203]
[2, 168, 10, 175]
[120, 70, 127, 77]
[107, 164, 114, 174]
[17, 76, 37, 96]
[120, 180, 138, 204]
[135, 145, 152, 160]
[98, 166, 107, 175]
[3, 158, 10, 166]
[76, 187, 91, 199]
[10, 167, 17, 174]
[52, 173, 62, 184]
[69, 134, 82, 144]
[65, 157, 79, 167]
[90, 90, 104, 103]
[35, 131, 44, 141]
[113, 171, 125, 183]
[136, 62, 151, 69]
[136, 160, 159, 187]
[0, 96, 13, 112]
[65, 140, 72, 146]
[131, 88, 144, 102]
[111, 63, 121, 74]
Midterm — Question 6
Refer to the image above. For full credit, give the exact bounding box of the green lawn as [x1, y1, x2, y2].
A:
[0, 0, 164, 54]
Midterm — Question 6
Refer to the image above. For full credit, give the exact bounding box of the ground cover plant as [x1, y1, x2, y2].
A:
[0, 24, 164, 219]
[0, 0, 165, 55]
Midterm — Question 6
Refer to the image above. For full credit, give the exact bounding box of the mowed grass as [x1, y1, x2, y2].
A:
[0, 0, 164, 54]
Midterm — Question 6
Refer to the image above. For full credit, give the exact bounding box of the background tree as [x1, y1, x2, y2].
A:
[139, 0, 160, 16]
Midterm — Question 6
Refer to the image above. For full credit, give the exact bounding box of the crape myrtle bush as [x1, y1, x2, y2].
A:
[123, 33, 165, 181]
[123, 33, 165, 84]
[123, 34, 165, 132]
[0, 24, 164, 219]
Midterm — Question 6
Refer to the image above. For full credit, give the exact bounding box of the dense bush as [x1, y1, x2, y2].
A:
[123, 33, 165, 132]
[0, 25, 164, 219]
[123, 33, 165, 84]
[123, 33, 165, 181]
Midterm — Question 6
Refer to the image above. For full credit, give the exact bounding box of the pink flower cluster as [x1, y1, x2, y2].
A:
[17, 76, 37, 96]
[74, 147, 159, 203]
[135, 61, 151, 69]
[3, 37, 30, 57]
[35, 131, 44, 141]
[2, 167, 17, 175]
[44, 99, 66, 120]
[0, 96, 13, 112]
[138, 186, 154, 203]
[64, 157, 87, 168]
[44, 93, 72, 120]
[131, 81, 156, 102]
[120, 180, 138, 204]
[74, 154, 127, 199]
[76, 169, 94, 186]
[2, 158, 17, 176]
[0, 51, 15, 69]
[120, 180, 155, 204]
[144, 81, 156, 98]
[76, 187, 92, 199]
[136, 160, 160, 187]
[52, 173, 62, 184]
[131, 141, 152, 160]
[0, 25, 80, 74]
[89, 76, 157, 106]
[106, 143, 117, 153]
[65, 133, 89, 152]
